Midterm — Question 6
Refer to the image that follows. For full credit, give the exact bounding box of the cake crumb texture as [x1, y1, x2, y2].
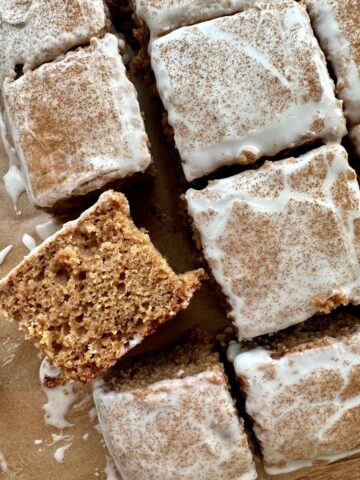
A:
[0, 191, 204, 383]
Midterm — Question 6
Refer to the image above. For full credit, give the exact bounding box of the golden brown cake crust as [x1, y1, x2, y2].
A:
[0, 191, 204, 383]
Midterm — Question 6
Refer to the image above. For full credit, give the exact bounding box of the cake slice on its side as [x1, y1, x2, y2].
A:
[0, 0, 106, 86]
[0, 191, 204, 383]
[233, 311, 360, 474]
[186, 144, 360, 339]
[93, 331, 257, 480]
[2, 34, 152, 208]
[151, 0, 346, 181]
[305, 0, 360, 155]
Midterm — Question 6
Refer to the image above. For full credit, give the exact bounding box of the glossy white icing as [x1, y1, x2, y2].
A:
[22, 233, 36, 252]
[0, 108, 26, 208]
[54, 442, 72, 463]
[105, 455, 120, 480]
[39, 358, 77, 429]
[186, 145, 360, 338]
[0, 0, 106, 87]
[2, 34, 152, 207]
[93, 369, 257, 480]
[3, 165, 26, 207]
[305, 0, 360, 125]
[0, 244, 13, 266]
[233, 330, 360, 473]
[35, 220, 61, 241]
[151, 1, 346, 181]
[135, 0, 276, 40]
[0, 448, 8, 473]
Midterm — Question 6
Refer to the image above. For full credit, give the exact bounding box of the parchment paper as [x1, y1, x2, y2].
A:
[1, 64, 360, 480]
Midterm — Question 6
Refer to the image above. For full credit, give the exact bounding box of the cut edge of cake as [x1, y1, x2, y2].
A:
[0, 191, 205, 383]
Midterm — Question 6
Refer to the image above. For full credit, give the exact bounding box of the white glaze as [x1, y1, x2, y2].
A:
[0, 449, 8, 473]
[135, 0, 275, 40]
[227, 340, 244, 363]
[0, 0, 106, 87]
[0, 107, 26, 208]
[2, 34, 152, 207]
[54, 442, 72, 463]
[305, 0, 360, 125]
[39, 358, 77, 429]
[22, 233, 36, 252]
[151, 1, 346, 181]
[186, 145, 360, 338]
[105, 455, 120, 480]
[3, 164, 26, 206]
[0, 106, 17, 165]
[50, 433, 72, 445]
[35, 220, 61, 241]
[88, 406, 98, 423]
[93, 370, 257, 480]
[234, 330, 360, 473]
[0, 244, 12, 265]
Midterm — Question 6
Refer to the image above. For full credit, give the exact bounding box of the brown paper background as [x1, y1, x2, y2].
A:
[1, 46, 360, 480]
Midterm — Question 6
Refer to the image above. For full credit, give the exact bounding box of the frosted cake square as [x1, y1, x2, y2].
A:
[93, 333, 257, 480]
[233, 312, 360, 474]
[0, 0, 106, 86]
[133, 0, 275, 40]
[2, 34, 152, 208]
[151, 0, 346, 181]
[0, 191, 204, 383]
[186, 145, 360, 339]
[305, 0, 360, 155]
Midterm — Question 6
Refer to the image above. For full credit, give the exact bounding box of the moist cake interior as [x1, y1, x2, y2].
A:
[0, 192, 202, 382]
[242, 306, 360, 359]
[104, 331, 220, 392]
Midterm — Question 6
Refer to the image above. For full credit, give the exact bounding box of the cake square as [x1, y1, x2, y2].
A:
[0, 0, 106, 86]
[0, 190, 204, 383]
[305, 0, 360, 153]
[186, 145, 360, 339]
[2, 34, 152, 208]
[134, 0, 275, 40]
[233, 312, 360, 474]
[151, 0, 346, 182]
[93, 333, 257, 480]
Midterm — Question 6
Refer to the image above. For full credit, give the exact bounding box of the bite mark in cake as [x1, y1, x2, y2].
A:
[0, 190, 204, 383]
